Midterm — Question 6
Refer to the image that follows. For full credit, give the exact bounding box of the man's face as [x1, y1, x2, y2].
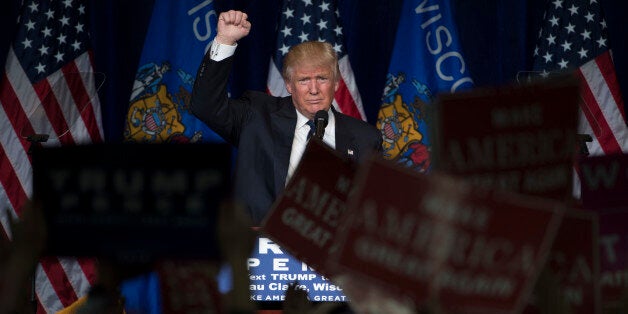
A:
[285, 64, 338, 120]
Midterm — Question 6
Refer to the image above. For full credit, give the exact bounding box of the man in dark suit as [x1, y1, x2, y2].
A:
[190, 10, 382, 224]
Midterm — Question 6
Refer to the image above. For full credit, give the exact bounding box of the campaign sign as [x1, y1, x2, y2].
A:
[578, 153, 628, 210]
[432, 77, 579, 200]
[332, 157, 565, 314]
[32, 143, 231, 261]
[247, 236, 346, 304]
[578, 153, 628, 310]
[524, 209, 600, 314]
[596, 211, 628, 311]
[261, 139, 356, 276]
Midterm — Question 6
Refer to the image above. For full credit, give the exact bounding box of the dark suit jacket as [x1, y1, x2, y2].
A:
[190, 54, 382, 224]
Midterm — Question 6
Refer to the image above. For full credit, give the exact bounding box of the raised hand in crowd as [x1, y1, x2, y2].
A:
[532, 268, 572, 314]
[218, 200, 257, 314]
[282, 282, 311, 314]
[0, 200, 46, 314]
[157, 200, 258, 314]
[283, 282, 349, 314]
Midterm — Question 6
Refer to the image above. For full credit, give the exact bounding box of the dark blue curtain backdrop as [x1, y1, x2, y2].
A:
[1, 0, 627, 143]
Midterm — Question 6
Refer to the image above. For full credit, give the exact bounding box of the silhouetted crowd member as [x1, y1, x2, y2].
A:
[1, 200, 256, 314]
[215, 200, 257, 314]
[0, 201, 45, 314]
[4, 202, 628, 313]
[71, 201, 256, 314]
[283, 282, 353, 314]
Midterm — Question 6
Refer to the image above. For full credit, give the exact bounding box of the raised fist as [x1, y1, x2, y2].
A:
[215, 10, 251, 46]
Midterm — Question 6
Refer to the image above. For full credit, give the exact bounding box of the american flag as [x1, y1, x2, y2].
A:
[533, 0, 628, 156]
[267, 0, 366, 120]
[0, 0, 101, 312]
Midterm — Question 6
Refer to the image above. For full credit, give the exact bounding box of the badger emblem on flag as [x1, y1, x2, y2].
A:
[130, 61, 171, 100]
[377, 72, 431, 173]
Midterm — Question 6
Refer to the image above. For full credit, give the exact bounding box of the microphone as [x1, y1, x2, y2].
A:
[314, 110, 328, 140]
[26, 134, 50, 143]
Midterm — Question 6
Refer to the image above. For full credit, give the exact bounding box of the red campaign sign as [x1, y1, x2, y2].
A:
[432, 78, 579, 200]
[578, 153, 628, 210]
[578, 154, 628, 311]
[331, 158, 565, 314]
[524, 209, 600, 314]
[596, 211, 628, 311]
[261, 139, 356, 277]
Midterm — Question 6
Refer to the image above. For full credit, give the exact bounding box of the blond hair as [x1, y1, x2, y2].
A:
[282, 41, 339, 82]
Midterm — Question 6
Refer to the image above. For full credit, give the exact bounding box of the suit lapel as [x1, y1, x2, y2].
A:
[333, 109, 358, 161]
[271, 97, 296, 194]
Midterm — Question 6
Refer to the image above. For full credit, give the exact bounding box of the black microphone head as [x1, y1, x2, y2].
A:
[314, 110, 328, 127]
[313, 110, 329, 140]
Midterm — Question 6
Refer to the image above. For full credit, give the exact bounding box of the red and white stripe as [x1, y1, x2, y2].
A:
[571, 50, 627, 199]
[576, 50, 628, 156]
[0, 48, 102, 313]
[266, 55, 366, 121]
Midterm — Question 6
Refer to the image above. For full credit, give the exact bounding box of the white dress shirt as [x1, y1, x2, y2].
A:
[209, 40, 237, 61]
[286, 109, 336, 183]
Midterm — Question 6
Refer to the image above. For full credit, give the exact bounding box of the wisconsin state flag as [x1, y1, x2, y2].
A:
[377, 0, 474, 172]
[124, 0, 222, 143]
